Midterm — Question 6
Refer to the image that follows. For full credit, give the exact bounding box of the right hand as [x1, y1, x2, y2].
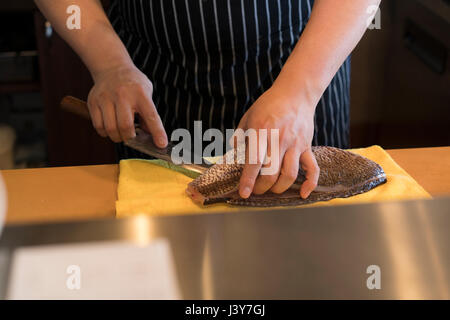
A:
[87, 64, 168, 147]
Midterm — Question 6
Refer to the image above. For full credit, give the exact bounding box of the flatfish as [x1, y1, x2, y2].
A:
[186, 147, 387, 207]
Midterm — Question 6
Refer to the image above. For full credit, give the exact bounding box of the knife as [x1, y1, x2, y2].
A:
[60, 96, 212, 174]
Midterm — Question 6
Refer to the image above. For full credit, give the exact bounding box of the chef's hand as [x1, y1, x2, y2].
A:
[87, 64, 168, 147]
[235, 87, 320, 199]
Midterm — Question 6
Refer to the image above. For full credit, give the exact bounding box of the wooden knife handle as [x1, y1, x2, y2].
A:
[60, 96, 91, 120]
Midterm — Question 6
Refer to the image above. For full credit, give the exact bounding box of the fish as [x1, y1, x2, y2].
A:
[186, 146, 387, 207]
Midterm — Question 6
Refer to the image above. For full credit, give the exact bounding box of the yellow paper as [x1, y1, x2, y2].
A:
[116, 146, 431, 218]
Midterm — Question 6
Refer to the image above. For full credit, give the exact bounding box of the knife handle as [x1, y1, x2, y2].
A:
[61, 96, 91, 120]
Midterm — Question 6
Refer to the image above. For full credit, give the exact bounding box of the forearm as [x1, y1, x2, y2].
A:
[35, 0, 133, 79]
[272, 0, 381, 108]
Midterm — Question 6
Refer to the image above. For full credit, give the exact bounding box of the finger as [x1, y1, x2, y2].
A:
[100, 101, 122, 143]
[87, 99, 107, 138]
[271, 146, 300, 194]
[229, 112, 248, 149]
[253, 137, 282, 195]
[137, 94, 168, 148]
[239, 132, 267, 198]
[299, 149, 320, 199]
[115, 98, 136, 141]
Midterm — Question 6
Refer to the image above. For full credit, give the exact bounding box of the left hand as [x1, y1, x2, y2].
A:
[235, 87, 320, 199]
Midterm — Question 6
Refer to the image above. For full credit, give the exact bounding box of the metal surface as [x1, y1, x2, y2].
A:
[125, 127, 211, 174]
[1, 198, 449, 299]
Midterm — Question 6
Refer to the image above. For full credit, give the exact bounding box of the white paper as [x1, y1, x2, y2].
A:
[7, 240, 181, 300]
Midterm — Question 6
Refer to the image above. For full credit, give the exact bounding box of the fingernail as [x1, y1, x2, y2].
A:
[241, 187, 251, 198]
[158, 137, 167, 147]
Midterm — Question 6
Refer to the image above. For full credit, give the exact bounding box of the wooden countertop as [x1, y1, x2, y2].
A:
[2, 147, 449, 225]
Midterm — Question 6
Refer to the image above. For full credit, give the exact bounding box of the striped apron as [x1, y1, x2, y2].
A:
[108, 0, 351, 159]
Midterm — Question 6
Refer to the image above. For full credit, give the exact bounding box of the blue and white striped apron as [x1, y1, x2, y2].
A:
[108, 0, 351, 159]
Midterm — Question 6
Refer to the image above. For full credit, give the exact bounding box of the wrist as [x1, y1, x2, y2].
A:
[270, 76, 321, 114]
[271, 51, 332, 112]
[90, 57, 135, 83]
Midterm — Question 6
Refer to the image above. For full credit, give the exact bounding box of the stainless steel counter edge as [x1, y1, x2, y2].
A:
[1, 197, 449, 299]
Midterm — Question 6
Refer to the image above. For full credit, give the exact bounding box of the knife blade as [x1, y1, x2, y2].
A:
[60, 96, 212, 174]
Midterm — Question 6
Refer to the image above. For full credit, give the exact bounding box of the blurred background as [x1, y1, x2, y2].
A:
[0, 0, 449, 169]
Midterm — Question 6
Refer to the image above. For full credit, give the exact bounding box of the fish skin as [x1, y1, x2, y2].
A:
[186, 146, 387, 207]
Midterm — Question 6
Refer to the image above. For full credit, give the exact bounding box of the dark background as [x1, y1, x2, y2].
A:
[0, 0, 449, 169]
